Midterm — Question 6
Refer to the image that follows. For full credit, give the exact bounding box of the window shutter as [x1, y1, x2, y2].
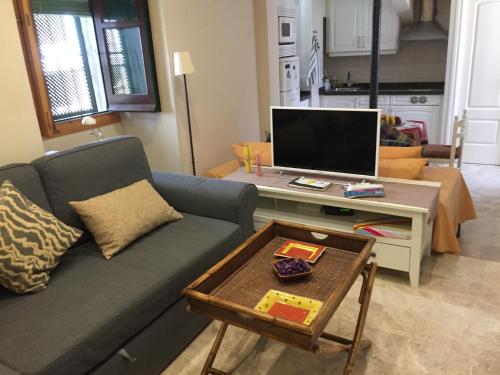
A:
[31, 0, 91, 16]
[90, 0, 160, 112]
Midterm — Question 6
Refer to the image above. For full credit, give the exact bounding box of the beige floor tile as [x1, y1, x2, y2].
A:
[162, 164, 500, 374]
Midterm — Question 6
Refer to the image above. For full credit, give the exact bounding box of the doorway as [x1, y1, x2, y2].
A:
[444, 0, 500, 165]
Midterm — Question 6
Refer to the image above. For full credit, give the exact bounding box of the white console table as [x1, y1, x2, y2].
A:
[225, 169, 440, 288]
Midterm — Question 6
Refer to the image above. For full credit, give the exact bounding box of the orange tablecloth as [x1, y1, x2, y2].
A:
[421, 166, 476, 253]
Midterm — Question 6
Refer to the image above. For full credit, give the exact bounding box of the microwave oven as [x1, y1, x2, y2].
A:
[279, 17, 296, 44]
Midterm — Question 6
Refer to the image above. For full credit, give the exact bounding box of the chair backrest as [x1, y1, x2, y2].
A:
[449, 110, 467, 167]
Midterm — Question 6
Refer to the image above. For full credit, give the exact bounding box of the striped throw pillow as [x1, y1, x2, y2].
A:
[0, 180, 82, 294]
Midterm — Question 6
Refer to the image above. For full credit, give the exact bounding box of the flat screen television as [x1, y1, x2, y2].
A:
[271, 106, 381, 179]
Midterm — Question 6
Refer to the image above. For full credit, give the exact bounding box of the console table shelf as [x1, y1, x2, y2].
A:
[224, 169, 441, 288]
[255, 197, 412, 247]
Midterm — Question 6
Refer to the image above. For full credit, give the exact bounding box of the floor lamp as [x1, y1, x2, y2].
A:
[174, 51, 197, 175]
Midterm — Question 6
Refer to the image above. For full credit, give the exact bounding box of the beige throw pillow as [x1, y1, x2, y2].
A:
[70, 179, 182, 259]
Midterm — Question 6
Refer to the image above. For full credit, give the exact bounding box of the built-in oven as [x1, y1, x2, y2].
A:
[279, 16, 296, 44]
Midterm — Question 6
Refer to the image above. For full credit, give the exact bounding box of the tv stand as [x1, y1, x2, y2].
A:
[224, 168, 441, 288]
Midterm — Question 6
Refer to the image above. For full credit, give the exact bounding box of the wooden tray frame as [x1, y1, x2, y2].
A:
[183, 221, 375, 351]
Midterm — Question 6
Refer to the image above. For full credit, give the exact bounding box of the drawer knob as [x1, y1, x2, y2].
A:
[410, 96, 418, 104]
[419, 96, 427, 104]
[370, 252, 377, 258]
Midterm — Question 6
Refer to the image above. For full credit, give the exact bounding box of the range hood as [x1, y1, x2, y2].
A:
[400, 0, 448, 41]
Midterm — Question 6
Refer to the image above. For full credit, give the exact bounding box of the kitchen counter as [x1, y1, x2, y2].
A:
[319, 82, 445, 96]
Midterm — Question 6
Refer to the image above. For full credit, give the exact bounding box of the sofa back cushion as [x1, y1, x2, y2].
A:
[0, 164, 52, 212]
[32, 136, 153, 232]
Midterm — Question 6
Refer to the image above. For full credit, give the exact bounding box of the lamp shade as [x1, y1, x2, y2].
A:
[174, 51, 195, 76]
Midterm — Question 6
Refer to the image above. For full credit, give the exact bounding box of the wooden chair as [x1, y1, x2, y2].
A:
[422, 110, 467, 169]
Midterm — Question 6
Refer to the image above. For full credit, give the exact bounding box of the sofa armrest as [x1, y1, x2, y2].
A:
[152, 171, 259, 238]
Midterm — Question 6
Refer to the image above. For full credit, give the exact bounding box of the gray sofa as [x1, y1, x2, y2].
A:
[0, 136, 258, 375]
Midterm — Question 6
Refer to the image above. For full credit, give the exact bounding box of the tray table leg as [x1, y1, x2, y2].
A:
[344, 263, 377, 375]
[201, 322, 229, 375]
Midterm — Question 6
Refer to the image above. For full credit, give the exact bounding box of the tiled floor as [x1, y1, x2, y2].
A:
[163, 164, 500, 374]
[460, 164, 500, 262]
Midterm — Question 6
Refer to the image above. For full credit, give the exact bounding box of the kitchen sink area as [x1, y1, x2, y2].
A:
[319, 82, 445, 144]
[320, 82, 445, 96]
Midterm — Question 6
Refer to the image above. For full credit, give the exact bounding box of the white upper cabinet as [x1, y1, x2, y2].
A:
[326, 0, 365, 54]
[327, 0, 399, 57]
[380, 0, 400, 52]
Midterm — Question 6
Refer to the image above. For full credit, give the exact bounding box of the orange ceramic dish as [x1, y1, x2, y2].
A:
[274, 239, 326, 263]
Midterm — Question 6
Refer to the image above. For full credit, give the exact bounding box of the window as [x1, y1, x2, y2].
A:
[33, 13, 107, 120]
[14, 0, 160, 138]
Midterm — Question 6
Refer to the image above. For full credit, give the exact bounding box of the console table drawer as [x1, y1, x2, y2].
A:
[370, 242, 410, 272]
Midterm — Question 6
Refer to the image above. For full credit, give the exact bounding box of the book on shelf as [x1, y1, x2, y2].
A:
[353, 217, 412, 239]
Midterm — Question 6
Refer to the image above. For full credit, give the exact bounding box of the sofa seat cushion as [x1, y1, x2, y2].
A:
[0, 213, 242, 375]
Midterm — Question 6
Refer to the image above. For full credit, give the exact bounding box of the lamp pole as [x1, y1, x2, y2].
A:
[183, 74, 196, 176]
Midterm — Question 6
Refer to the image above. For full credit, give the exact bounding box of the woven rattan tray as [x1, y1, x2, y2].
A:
[183, 221, 375, 350]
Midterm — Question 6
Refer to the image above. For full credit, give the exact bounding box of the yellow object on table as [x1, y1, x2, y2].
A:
[243, 145, 252, 173]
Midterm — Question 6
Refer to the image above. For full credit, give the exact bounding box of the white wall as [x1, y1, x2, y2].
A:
[43, 125, 124, 152]
[1, 0, 261, 175]
[160, 0, 261, 175]
[0, 1, 44, 164]
[254, 0, 281, 138]
[121, 0, 183, 173]
[324, 40, 448, 84]
[0, 1, 123, 164]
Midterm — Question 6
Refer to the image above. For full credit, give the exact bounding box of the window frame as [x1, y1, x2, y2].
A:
[13, 0, 121, 138]
[90, 0, 160, 112]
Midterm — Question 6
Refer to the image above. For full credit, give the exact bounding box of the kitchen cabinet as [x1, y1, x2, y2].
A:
[358, 95, 390, 107]
[326, 0, 399, 57]
[380, 0, 400, 52]
[391, 105, 442, 144]
[326, 0, 369, 55]
[390, 95, 441, 106]
[321, 94, 443, 143]
[320, 95, 358, 108]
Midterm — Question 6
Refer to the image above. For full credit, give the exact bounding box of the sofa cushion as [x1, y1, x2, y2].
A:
[31, 136, 153, 233]
[0, 180, 82, 294]
[0, 213, 242, 375]
[70, 179, 182, 259]
[0, 164, 52, 212]
[379, 146, 423, 159]
[378, 158, 428, 180]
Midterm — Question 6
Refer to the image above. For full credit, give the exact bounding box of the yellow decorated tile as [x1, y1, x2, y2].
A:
[255, 290, 323, 326]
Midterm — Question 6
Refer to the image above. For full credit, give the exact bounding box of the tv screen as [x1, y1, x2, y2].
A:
[271, 107, 380, 179]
